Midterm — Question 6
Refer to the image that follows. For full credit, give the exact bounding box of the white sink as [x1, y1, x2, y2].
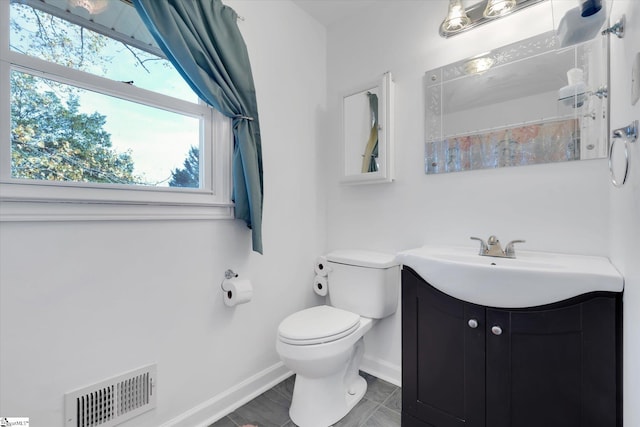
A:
[397, 246, 623, 308]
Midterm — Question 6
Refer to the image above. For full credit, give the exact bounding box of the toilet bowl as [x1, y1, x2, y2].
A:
[277, 306, 374, 427]
[275, 250, 399, 427]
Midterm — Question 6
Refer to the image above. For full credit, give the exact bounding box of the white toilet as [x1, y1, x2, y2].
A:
[276, 250, 400, 427]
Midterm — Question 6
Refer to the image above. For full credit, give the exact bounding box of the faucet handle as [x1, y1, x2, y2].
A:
[470, 237, 488, 254]
[504, 240, 526, 257]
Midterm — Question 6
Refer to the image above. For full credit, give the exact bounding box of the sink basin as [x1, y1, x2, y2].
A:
[396, 246, 623, 308]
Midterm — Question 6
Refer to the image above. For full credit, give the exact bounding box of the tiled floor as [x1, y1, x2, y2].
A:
[209, 371, 401, 427]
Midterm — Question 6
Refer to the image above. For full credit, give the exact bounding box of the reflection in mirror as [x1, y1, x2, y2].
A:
[425, 30, 608, 175]
[344, 87, 379, 174]
[362, 92, 379, 173]
[342, 72, 394, 184]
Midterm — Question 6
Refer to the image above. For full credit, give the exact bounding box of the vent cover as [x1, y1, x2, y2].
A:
[65, 364, 157, 427]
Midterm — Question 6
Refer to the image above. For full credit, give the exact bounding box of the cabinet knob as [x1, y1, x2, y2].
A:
[468, 319, 479, 329]
[491, 325, 503, 335]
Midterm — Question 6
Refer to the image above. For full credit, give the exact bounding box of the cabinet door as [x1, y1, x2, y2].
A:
[486, 296, 620, 427]
[402, 267, 485, 427]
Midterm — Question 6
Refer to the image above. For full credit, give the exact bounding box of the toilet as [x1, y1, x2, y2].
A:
[276, 250, 400, 427]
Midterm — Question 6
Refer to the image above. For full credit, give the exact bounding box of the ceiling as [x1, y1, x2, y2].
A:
[291, 0, 384, 27]
[35, 0, 382, 43]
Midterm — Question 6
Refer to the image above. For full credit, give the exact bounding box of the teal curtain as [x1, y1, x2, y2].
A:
[133, 0, 264, 253]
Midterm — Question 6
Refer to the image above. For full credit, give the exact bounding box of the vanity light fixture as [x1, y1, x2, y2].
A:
[442, 0, 472, 32]
[483, 0, 516, 18]
[440, 0, 545, 38]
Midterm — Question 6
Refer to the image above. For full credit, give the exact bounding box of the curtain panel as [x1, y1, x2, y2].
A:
[133, 0, 264, 253]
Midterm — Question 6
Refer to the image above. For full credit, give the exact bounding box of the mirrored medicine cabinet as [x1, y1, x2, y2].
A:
[341, 72, 394, 184]
[425, 30, 609, 175]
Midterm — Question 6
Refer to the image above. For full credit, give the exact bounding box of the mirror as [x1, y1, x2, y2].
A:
[425, 30, 608, 175]
[341, 72, 394, 184]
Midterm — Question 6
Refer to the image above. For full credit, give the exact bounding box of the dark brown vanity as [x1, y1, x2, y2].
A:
[401, 266, 622, 427]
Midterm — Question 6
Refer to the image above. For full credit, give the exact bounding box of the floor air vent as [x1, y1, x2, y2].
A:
[65, 364, 157, 427]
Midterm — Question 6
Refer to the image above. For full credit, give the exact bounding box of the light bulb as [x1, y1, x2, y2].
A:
[443, 0, 471, 32]
[483, 0, 516, 18]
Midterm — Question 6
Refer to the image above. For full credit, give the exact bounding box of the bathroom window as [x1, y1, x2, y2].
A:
[0, 0, 233, 219]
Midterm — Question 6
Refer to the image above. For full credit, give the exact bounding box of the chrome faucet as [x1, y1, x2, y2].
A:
[470, 235, 525, 258]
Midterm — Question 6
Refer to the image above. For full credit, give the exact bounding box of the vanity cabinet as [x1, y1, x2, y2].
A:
[401, 266, 622, 427]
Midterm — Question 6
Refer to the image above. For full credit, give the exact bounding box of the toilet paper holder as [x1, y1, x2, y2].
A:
[220, 269, 253, 307]
[221, 269, 238, 290]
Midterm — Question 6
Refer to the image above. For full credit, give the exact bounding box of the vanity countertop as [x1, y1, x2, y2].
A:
[397, 246, 624, 307]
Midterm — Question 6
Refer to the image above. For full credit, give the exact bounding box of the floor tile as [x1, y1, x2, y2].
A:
[209, 372, 401, 427]
[382, 388, 401, 413]
[360, 372, 398, 404]
[362, 406, 401, 427]
[272, 374, 295, 400]
[208, 415, 238, 427]
[227, 388, 292, 427]
[332, 398, 379, 427]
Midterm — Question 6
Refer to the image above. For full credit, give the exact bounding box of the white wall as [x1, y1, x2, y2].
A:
[326, 0, 613, 383]
[608, 1, 640, 426]
[2, 0, 637, 425]
[0, 1, 327, 426]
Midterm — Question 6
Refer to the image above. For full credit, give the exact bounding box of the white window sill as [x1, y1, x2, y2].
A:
[0, 199, 234, 222]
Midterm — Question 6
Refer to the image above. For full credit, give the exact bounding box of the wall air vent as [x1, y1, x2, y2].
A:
[64, 364, 157, 427]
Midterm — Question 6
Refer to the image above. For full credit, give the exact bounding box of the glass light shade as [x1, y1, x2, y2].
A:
[68, 0, 109, 14]
[483, 0, 517, 18]
[443, 0, 471, 32]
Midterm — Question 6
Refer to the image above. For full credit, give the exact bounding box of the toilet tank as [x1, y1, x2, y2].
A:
[325, 250, 400, 319]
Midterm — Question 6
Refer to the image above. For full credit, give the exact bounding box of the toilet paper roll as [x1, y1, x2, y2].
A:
[313, 275, 328, 297]
[314, 256, 329, 277]
[222, 278, 253, 307]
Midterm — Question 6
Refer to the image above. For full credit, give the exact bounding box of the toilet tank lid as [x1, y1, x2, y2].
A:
[326, 250, 398, 268]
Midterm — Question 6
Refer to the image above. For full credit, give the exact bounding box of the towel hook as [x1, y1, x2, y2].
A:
[602, 15, 625, 38]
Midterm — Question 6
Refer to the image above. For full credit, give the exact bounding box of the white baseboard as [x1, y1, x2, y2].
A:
[360, 355, 401, 387]
[159, 362, 293, 427]
[160, 357, 399, 427]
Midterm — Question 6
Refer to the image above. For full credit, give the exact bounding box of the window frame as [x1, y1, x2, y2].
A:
[0, 0, 234, 221]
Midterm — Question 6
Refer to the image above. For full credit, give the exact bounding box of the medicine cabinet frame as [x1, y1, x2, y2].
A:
[340, 72, 394, 185]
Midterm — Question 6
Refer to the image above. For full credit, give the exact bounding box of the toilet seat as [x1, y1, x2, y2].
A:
[278, 305, 361, 345]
